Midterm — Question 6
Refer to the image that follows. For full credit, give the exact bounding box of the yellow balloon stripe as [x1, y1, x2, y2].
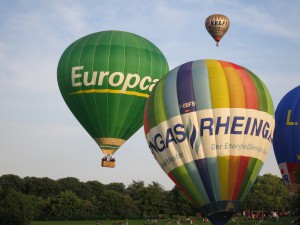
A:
[69, 89, 149, 98]
[221, 63, 246, 108]
[206, 60, 230, 199]
[206, 60, 230, 108]
[217, 156, 229, 199]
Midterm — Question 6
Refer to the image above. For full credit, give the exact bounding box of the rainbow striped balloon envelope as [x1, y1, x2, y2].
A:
[144, 59, 274, 225]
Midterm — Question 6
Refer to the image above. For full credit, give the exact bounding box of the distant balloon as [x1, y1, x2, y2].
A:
[273, 86, 300, 195]
[205, 14, 230, 46]
[57, 30, 169, 168]
[144, 59, 274, 225]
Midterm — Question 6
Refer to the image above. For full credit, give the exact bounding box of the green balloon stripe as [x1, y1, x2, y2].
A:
[245, 68, 274, 116]
[238, 158, 263, 200]
[170, 164, 205, 206]
[154, 77, 168, 124]
[68, 36, 101, 138]
[147, 85, 158, 130]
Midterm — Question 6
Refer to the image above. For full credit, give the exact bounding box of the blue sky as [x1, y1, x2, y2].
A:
[0, 0, 299, 190]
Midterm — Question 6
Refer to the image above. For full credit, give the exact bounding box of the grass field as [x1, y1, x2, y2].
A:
[30, 217, 297, 225]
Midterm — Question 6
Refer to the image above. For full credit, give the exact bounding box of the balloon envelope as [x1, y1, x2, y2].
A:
[57, 30, 169, 166]
[144, 60, 274, 225]
[205, 14, 230, 46]
[273, 86, 300, 195]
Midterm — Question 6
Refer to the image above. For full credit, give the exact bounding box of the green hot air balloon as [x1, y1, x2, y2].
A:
[57, 30, 169, 168]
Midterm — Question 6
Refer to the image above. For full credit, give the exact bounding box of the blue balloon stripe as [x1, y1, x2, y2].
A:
[185, 161, 210, 203]
[164, 66, 180, 119]
[191, 60, 212, 110]
[189, 125, 197, 149]
[177, 62, 196, 114]
[206, 157, 222, 200]
[195, 158, 216, 202]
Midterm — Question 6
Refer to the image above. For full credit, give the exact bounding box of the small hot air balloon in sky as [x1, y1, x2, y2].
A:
[273, 86, 300, 195]
[144, 59, 274, 225]
[205, 14, 230, 46]
[57, 30, 169, 168]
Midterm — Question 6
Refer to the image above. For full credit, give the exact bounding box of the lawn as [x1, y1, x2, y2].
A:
[30, 217, 297, 225]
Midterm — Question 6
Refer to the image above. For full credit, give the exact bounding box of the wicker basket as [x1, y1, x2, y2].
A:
[101, 160, 115, 168]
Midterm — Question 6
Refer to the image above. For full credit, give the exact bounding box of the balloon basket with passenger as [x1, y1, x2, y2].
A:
[101, 154, 115, 168]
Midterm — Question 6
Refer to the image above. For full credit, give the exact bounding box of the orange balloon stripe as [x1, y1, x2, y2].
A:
[220, 61, 246, 108]
[227, 156, 241, 199]
[232, 156, 251, 200]
[232, 63, 259, 110]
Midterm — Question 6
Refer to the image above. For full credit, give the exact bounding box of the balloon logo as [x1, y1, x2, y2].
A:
[273, 85, 300, 195]
[144, 60, 274, 225]
[205, 14, 230, 46]
[57, 30, 169, 168]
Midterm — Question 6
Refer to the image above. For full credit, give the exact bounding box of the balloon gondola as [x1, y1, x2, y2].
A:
[57, 30, 169, 167]
[144, 59, 274, 225]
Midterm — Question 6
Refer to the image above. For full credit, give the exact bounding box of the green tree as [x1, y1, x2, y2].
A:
[127, 180, 145, 216]
[57, 177, 88, 199]
[0, 189, 33, 225]
[27, 195, 48, 219]
[50, 191, 81, 220]
[79, 200, 95, 220]
[24, 176, 60, 198]
[0, 174, 25, 193]
[98, 190, 125, 219]
[139, 182, 166, 219]
[106, 182, 127, 194]
[168, 186, 193, 216]
[119, 194, 137, 218]
[127, 180, 145, 201]
[85, 180, 105, 200]
[241, 174, 289, 211]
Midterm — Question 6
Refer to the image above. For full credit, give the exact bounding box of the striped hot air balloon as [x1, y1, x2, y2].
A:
[57, 30, 169, 168]
[144, 59, 274, 225]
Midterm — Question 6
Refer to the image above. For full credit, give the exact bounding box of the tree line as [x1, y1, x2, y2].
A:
[0, 173, 299, 225]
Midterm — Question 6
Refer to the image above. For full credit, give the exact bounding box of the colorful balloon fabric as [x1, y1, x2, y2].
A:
[205, 14, 230, 46]
[57, 30, 169, 167]
[144, 60, 274, 225]
[273, 86, 300, 195]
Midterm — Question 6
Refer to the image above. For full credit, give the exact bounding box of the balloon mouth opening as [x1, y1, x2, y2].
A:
[200, 200, 239, 225]
[207, 211, 234, 225]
